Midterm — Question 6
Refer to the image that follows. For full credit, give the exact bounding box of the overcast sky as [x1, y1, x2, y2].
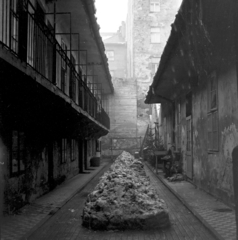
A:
[95, 0, 128, 33]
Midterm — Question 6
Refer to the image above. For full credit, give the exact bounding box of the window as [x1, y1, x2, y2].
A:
[61, 139, 67, 163]
[11, 130, 26, 176]
[106, 51, 114, 61]
[150, 28, 160, 43]
[10, 0, 19, 53]
[150, 0, 160, 12]
[61, 39, 67, 93]
[71, 139, 76, 162]
[70, 54, 76, 101]
[207, 72, 218, 151]
[151, 57, 160, 75]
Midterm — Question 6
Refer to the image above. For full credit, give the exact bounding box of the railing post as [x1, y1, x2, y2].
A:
[232, 146, 238, 239]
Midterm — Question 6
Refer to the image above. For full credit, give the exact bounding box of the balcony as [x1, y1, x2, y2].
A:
[0, 0, 110, 129]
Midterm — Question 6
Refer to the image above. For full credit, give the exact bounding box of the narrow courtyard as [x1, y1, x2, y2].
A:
[27, 158, 217, 240]
[0, 0, 237, 239]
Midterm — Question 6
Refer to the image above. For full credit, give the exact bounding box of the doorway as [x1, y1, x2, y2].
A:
[84, 140, 88, 170]
[186, 93, 193, 179]
[48, 142, 54, 190]
[78, 140, 84, 173]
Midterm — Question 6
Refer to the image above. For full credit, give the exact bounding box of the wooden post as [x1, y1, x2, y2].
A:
[232, 146, 238, 239]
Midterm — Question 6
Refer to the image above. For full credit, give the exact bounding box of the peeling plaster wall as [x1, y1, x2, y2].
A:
[159, 64, 238, 206]
[179, 66, 238, 207]
[4, 137, 81, 212]
[127, 0, 182, 138]
[101, 78, 137, 157]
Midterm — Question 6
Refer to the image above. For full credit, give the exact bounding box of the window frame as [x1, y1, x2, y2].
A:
[71, 139, 76, 162]
[151, 57, 160, 75]
[207, 72, 219, 152]
[10, 130, 26, 177]
[61, 138, 67, 164]
[150, 28, 160, 43]
[61, 39, 67, 93]
[150, 0, 160, 12]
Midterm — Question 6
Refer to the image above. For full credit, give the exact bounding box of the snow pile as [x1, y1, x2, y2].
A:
[82, 151, 170, 230]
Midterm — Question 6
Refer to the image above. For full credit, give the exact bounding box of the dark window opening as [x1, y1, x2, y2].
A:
[10, 130, 26, 176]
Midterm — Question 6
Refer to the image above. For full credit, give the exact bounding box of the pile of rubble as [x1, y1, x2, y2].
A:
[82, 151, 170, 230]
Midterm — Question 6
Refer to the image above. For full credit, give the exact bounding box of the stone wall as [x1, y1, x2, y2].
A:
[102, 78, 137, 157]
[127, 0, 183, 138]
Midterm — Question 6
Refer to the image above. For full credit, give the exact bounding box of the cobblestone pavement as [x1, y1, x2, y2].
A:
[28, 164, 217, 240]
[1, 160, 110, 240]
[151, 166, 236, 240]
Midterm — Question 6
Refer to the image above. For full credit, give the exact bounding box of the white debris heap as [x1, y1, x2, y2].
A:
[82, 151, 170, 230]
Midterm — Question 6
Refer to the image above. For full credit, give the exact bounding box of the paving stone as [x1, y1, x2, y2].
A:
[148, 163, 236, 240]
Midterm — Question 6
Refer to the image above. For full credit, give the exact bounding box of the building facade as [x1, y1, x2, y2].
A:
[126, 0, 182, 138]
[103, 23, 127, 78]
[145, 0, 238, 207]
[102, 25, 138, 157]
[0, 0, 113, 212]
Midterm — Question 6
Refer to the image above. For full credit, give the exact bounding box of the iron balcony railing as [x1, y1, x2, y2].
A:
[0, 0, 110, 129]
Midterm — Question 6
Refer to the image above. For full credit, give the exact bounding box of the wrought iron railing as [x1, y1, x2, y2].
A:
[0, 0, 110, 129]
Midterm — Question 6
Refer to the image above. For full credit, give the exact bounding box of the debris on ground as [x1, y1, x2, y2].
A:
[82, 151, 170, 230]
[167, 174, 184, 182]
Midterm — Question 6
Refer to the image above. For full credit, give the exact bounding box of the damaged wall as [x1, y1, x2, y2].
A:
[101, 78, 137, 157]
[127, 0, 182, 138]
[161, 65, 238, 207]
[192, 66, 238, 207]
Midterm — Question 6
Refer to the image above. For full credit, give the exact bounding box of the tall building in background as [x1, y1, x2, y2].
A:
[101, 0, 182, 157]
[102, 23, 127, 78]
[126, 0, 182, 138]
[102, 23, 138, 157]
